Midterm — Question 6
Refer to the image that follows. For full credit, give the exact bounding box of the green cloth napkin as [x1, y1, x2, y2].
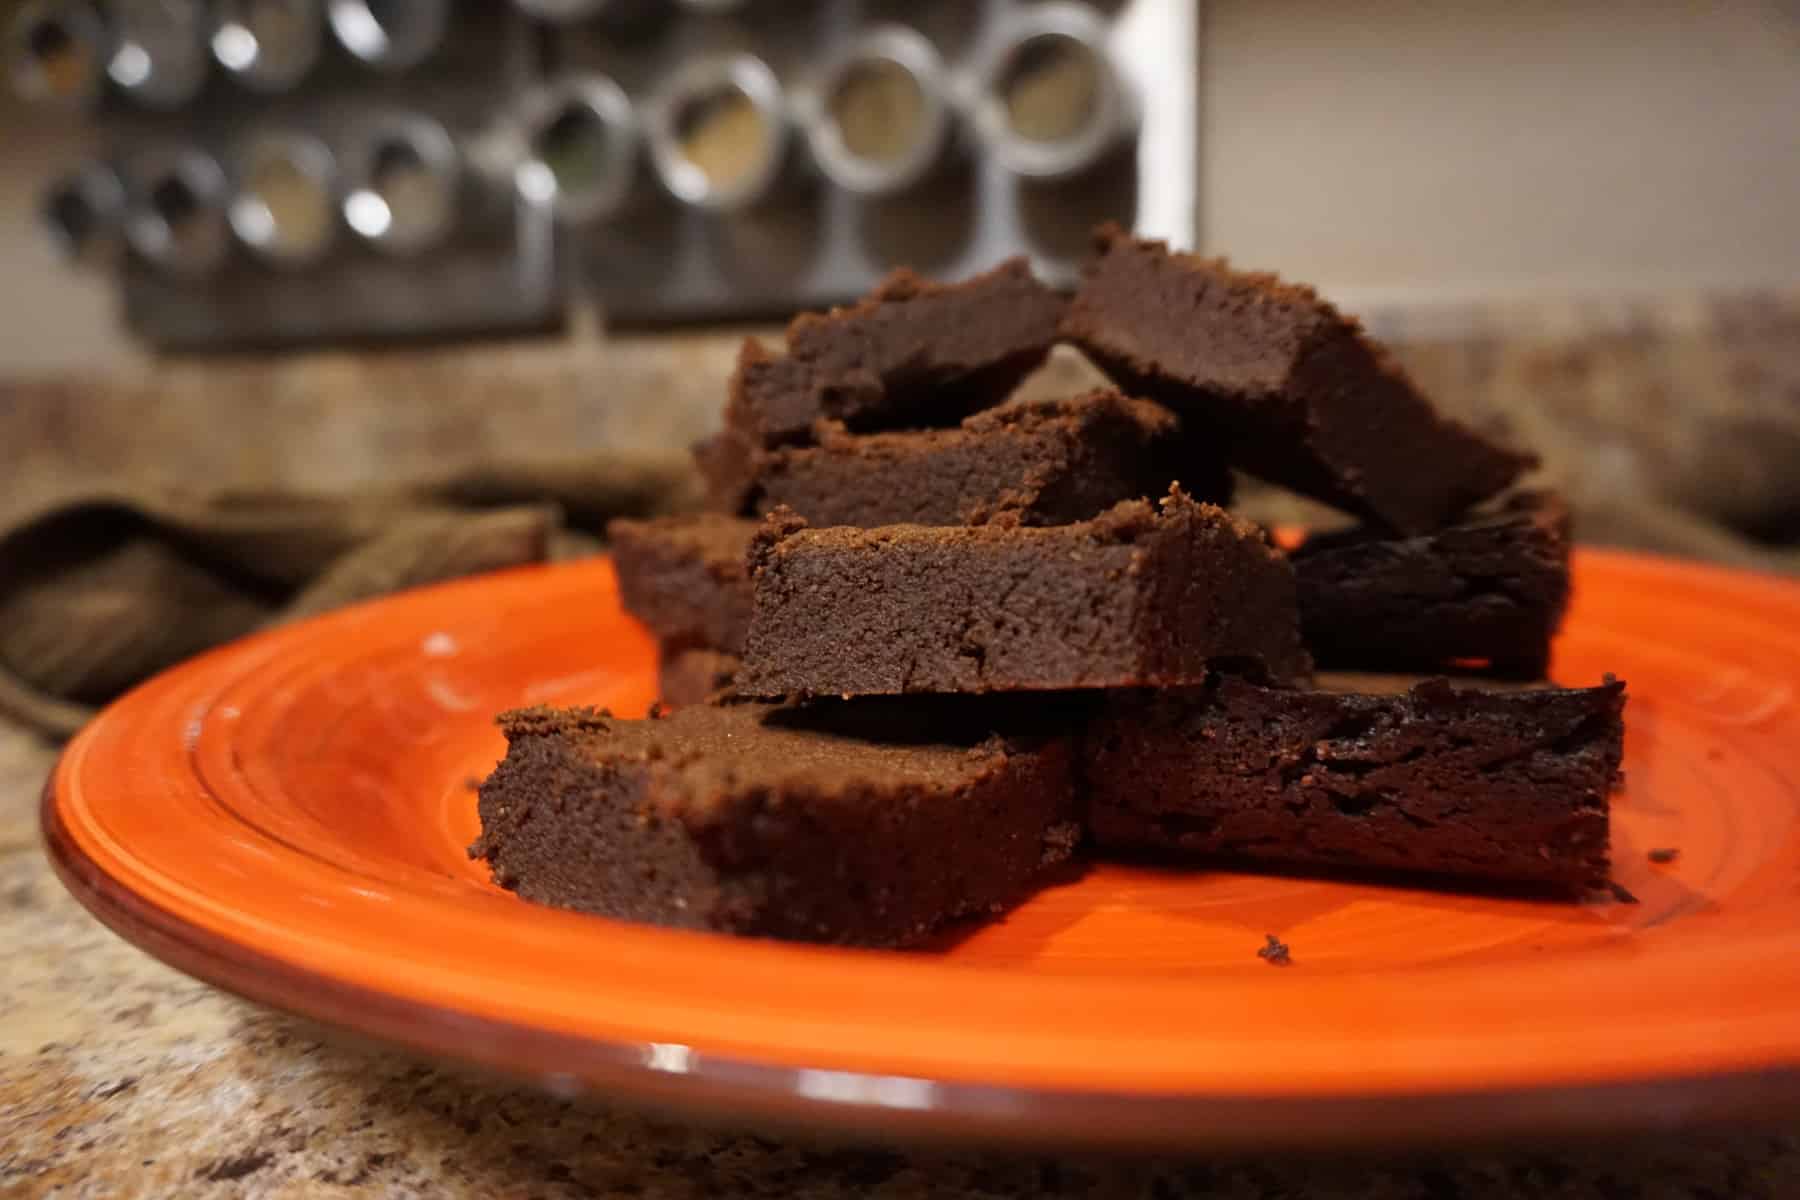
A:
[0, 453, 701, 738]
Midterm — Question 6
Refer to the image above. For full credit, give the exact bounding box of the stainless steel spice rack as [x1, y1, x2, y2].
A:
[11, 0, 1196, 348]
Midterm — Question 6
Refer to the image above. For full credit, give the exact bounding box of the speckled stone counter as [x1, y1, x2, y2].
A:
[5, 301, 1800, 1197]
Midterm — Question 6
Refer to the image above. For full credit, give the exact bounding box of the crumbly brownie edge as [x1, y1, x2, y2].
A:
[1139, 493, 1311, 685]
[748, 388, 1217, 527]
[658, 642, 740, 707]
[1062, 225, 1535, 533]
[737, 505, 1150, 697]
[1084, 675, 1622, 889]
[737, 489, 1306, 697]
[989, 390, 1232, 524]
[692, 428, 760, 516]
[607, 515, 757, 651]
[472, 704, 1082, 946]
[1294, 490, 1572, 676]
[1291, 335, 1537, 534]
[726, 258, 1067, 447]
[473, 711, 729, 934]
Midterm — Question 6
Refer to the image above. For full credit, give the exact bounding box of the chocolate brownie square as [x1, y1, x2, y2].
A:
[1061, 226, 1535, 533]
[737, 487, 1309, 698]
[471, 700, 1081, 947]
[609, 514, 756, 703]
[658, 641, 740, 707]
[1294, 491, 1572, 677]
[692, 427, 759, 517]
[721, 389, 1224, 525]
[1085, 673, 1624, 889]
[607, 514, 755, 653]
[728, 257, 1066, 449]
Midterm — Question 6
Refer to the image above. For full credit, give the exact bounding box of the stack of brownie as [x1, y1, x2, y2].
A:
[473, 228, 1625, 948]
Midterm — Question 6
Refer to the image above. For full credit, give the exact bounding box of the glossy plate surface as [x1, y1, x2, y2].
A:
[44, 551, 1800, 1150]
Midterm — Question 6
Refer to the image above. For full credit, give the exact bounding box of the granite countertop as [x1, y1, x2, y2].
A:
[4, 302, 1800, 1196]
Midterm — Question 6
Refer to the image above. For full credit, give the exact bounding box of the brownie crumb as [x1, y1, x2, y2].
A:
[1607, 881, 1641, 904]
[1257, 934, 1292, 966]
[1647, 847, 1680, 864]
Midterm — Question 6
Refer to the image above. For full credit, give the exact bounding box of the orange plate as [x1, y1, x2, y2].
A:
[43, 550, 1800, 1151]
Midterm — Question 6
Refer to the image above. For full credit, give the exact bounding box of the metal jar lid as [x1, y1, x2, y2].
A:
[800, 24, 951, 198]
[969, 1, 1136, 182]
[341, 112, 461, 255]
[229, 130, 339, 265]
[6, 0, 109, 109]
[211, 0, 323, 91]
[512, 73, 641, 225]
[125, 145, 233, 276]
[646, 52, 790, 213]
[326, 0, 446, 71]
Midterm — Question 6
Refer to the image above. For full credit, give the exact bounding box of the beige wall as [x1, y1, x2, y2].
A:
[1, 1, 1797, 371]
[1202, 0, 1800, 305]
[0, 98, 123, 372]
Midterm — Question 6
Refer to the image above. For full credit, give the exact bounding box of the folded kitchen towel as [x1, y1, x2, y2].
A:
[0, 452, 702, 738]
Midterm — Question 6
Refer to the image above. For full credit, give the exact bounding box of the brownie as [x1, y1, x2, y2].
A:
[1084, 673, 1625, 889]
[658, 642, 740, 707]
[1294, 490, 1572, 677]
[722, 389, 1225, 525]
[737, 486, 1309, 699]
[607, 514, 756, 653]
[471, 700, 1082, 946]
[692, 427, 759, 517]
[1061, 226, 1536, 534]
[727, 257, 1067, 449]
